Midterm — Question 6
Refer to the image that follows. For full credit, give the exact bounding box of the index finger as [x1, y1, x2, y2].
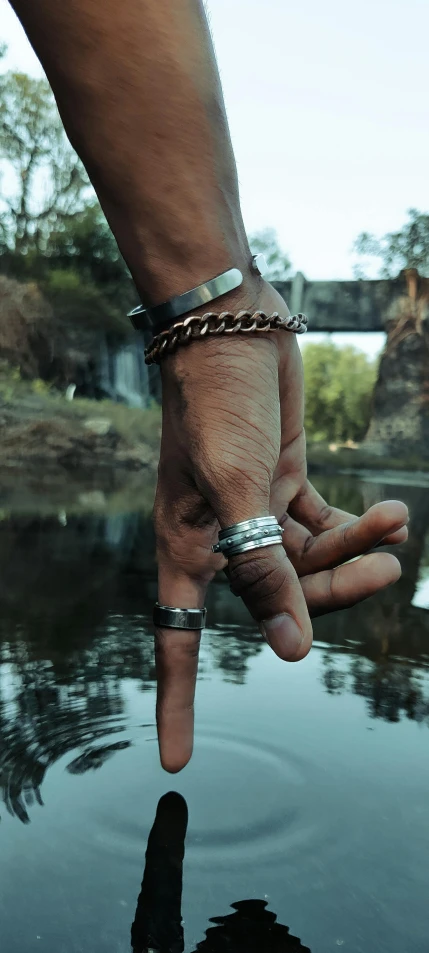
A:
[155, 624, 201, 773]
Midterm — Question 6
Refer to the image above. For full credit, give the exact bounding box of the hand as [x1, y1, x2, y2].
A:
[154, 280, 408, 772]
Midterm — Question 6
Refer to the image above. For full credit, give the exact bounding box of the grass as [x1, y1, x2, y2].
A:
[0, 361, 162, 450]
[2, 363, 429, 499]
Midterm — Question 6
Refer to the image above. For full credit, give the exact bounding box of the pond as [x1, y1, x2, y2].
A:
[0, 473, 428, 953]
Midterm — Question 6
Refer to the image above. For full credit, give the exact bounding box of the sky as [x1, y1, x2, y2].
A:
[1, 0, 428, 356]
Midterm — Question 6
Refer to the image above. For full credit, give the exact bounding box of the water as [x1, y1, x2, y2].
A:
[0, 473, 429, 952]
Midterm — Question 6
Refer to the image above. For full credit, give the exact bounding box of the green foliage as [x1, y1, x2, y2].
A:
[249, 228, 292, 280]
[0, 71, 89, 253]
[43, 267, 129, 333]
[30, 378, 52, 396]
[0, 67, 135, 325]
[43, 202, 136, 314]
[0, 360, 21, 402]
[354, 209, 429, 278]
[0, 72, 134, 330]
[302, 341, 377, 443]
[46, 203, 126, 279]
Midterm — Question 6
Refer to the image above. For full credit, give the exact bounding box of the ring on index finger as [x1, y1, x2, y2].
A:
[153, 604, 207, 630]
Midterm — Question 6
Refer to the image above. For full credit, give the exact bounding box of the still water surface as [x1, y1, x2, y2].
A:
[0, 474, 429, 952]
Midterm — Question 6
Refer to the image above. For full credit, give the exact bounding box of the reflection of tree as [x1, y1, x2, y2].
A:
[311, 473, 365, 518]
[0, 617, 156, 822]
[2, 476, 429, 822]
[207, 630, 264, 685]
[0, 513, 268, 822]
[318, 587, 429, 728]
[360, 484, 429, 606]
[322, 651, 429, 726]
[67, 740, 131, 774]
[132, 794, 311, 953]
[317, 482, 429, 725]
[0, 513, 157, 822]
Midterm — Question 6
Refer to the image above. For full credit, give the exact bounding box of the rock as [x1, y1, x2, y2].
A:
[84, 417, 112, 436]
[77, 490, 107, 508]
[364, 290, 429, 460]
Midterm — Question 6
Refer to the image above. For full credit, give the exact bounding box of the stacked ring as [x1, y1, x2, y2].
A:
[212, 516, 283, 558]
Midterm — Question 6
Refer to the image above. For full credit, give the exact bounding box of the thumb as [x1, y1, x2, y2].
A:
[218, 505, 313, 662]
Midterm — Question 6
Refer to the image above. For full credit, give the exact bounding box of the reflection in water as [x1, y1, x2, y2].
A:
[321, 651, 429, 724]
[67, 739, 132, 774]
[1, 477, 429, 821]
[0, 611, 156, 822]
[193, 901, 311, 953]
[132, 793, 311, 953]
[314, 480, 429, 725]
[356, 658, 429, 723]
[132, 793, 187, 953]
[207, 629, 263, 685]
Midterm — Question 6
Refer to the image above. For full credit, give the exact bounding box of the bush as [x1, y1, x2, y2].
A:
[302, 340, 377, 443]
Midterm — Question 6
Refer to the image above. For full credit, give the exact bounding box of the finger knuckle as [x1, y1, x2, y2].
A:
[317, 503, 335, 527]
[228, 551, 285, 605]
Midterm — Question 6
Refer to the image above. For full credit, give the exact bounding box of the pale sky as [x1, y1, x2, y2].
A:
[1, 0, 428, 357]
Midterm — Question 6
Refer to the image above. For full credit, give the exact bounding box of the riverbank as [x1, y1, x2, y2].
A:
[307, 442, 429, 479]
[0, 377, 161, 513]
[1, 380, 429, 515]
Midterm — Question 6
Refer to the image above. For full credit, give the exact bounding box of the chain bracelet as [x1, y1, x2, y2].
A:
[144, 310, 308, 364]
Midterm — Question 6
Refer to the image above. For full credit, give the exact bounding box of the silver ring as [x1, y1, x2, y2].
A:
[153, 603, 207, 630]
[212, 516, 283, 558]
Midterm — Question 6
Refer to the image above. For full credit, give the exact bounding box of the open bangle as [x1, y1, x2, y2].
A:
[128, 254, 269, 333]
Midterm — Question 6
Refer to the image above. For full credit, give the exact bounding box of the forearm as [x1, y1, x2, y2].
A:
[10, 0, 255, 306]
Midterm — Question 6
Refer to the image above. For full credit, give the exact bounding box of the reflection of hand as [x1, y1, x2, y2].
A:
[154, 281, 408, 772]
[132, 792, 187, 953]
[132, 794, 311, 953]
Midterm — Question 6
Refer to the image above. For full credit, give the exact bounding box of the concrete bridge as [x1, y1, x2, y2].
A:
[276, 267, 429, 459]
[274, 268, 429, 332]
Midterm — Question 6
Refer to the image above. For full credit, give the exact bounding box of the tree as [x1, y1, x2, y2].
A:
[354, 209, 429, 278]
[0, 71, 89, 253]
[45, 202, 130, 289]
[0, 67, 135, 331]
[301, 340, 377, 443]
[248, 227, 292, 280]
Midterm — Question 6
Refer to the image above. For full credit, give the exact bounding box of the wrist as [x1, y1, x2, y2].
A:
[158, 279, 293, 377]
[102, 181, 253, 308]
[131, 236, 256, 310]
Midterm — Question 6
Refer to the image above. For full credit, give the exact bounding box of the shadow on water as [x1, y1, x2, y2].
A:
[0, 475, 429, 821]
[132, 792, 311, 953]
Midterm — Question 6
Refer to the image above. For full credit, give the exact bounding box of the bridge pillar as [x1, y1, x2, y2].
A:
[364, 270, 429, 460]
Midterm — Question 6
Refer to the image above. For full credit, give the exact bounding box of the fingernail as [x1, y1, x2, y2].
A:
[260, 614, 304, 660]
